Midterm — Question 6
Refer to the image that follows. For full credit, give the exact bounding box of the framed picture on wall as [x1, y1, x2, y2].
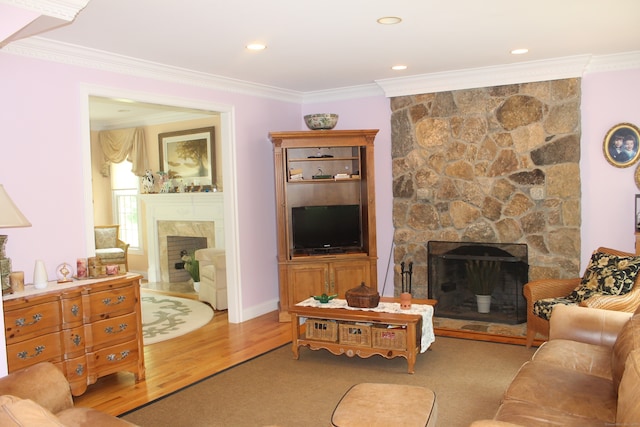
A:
[603, 123, 640, 168]
[158, 126, 216, 186]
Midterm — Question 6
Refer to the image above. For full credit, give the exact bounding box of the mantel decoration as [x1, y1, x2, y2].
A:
[158, 126, 216, 188]
[603, 122, 640, 168]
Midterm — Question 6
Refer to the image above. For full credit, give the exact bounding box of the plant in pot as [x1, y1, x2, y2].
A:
[181, 250, 200, 292]
[464, 258, 500, 313]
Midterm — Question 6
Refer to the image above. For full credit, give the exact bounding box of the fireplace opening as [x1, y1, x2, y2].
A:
[427, 241, 528, 324]
[167, 236, 207, 282]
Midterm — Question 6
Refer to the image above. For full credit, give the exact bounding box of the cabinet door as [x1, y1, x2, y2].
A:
[288, 263, 328, 304]
[331, 260, 372, 297]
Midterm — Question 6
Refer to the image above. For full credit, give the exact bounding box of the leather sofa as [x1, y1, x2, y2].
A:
[0, 362, 136, 426]
[471, 303, 640, 426]
[195, 247, 227, 310]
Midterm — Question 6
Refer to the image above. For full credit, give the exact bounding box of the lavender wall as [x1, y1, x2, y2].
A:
[0, 52, 300, 321]
[581, 68, 640, 267]
[1, 49, 638, 321]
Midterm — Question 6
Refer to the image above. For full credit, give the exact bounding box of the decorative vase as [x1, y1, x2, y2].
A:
[475, 294, 492, 313]
[193, 281, 200, 292]
[33, 260, 48, 289]
[400, 292, 412, 310]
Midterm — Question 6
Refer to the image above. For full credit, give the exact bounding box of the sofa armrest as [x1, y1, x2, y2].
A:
[549, 304, 632, 347]
[523, 277, 580, 302]
[116, 239, 129, 252]
[0, 362, 74, 415]
[469, 420, 523, 427]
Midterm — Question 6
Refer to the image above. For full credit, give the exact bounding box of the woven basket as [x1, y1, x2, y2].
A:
[305, 319, 338, 342]
[372, 326, 407, 350]
[339, 323, 371, 347]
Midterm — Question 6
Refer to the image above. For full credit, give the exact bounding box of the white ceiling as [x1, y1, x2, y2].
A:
[33, 0, 640, 94]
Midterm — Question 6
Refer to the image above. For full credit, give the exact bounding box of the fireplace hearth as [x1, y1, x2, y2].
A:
[427, 241, 528, 324]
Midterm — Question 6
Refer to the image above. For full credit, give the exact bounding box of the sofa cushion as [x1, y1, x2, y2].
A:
[611, 314, 640, 391]
[57, 407, 139, 426]
[0, 395, 65, 427]
[95, 227, 117, 250]
[494, 399, 610, 427]
[532, 296, 577, 320]
[532, 339, 613, 380]
[616, 349, 640, 425]
[503, 361, 617, 423]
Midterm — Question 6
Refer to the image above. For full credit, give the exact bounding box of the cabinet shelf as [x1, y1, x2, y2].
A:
[288, 177, 361, 183]
[288, 157, 359, 162]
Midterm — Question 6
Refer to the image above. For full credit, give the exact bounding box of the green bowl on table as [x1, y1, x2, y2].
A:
[313, 293, 337, 304]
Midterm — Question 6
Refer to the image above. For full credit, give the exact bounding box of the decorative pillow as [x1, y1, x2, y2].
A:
[95, 227, 117, 250]
[568, 251, 640, 302]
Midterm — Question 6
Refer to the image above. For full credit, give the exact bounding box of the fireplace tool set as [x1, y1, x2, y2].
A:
[400, 261, 413, 309]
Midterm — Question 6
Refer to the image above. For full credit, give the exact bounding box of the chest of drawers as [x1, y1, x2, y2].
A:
[3, 274, 145, 395]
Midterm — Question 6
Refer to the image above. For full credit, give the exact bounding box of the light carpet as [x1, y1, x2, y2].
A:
[141, 291, 214, 345]
[122, 337, 535, 427]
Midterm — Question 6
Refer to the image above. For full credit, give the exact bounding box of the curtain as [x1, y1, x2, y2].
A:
[99, 127, 149, 177]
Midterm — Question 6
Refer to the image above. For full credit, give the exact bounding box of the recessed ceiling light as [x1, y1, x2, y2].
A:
[511, 48, 529, 55]
[377, 16, 402, 25]
[246, 43, 266, 51]
[392, 65, 407, 71]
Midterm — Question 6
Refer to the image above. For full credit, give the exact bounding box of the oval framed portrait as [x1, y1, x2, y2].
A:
[604, 123, 640, 168]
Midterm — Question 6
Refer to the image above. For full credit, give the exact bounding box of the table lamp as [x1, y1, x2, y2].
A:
[0, 185, 31, 294]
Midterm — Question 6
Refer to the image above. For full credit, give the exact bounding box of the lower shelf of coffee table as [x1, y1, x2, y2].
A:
[289, 300, 434, 374]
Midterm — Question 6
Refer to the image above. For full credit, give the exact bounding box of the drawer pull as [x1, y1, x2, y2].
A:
[71, 304, 80, 317]
[104, 323, 128, 334]
[71, 334, 82, 346]
[102, 295, 126, 306]
[16, 313, 42, 327]
[107, 350, 130, 362]
[17, 345, 45, 360]
[75, 364, 84, 376]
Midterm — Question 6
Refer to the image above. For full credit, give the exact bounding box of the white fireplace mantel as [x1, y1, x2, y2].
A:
[141, 193, 224, 282]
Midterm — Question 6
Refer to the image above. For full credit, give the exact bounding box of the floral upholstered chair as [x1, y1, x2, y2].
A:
[524, 247, 640, 348]
[94, 225, 129, 273]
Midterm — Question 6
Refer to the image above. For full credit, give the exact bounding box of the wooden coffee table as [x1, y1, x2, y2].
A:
[289, 297, 437, 373]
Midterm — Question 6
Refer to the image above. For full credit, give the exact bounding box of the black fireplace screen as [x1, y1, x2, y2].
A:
[427, 241, 529, 324]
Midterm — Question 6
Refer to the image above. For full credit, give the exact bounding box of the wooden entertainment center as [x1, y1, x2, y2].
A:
[2, 274, 145, 396]
[269, 129, 379, 322]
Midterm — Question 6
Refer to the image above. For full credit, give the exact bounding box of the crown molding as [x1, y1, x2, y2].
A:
[4, 36, 640, 103]
[376, 52, 640, 97]
[0, 0, 89, 21]
[302, 83, 384, 104]
[375, 55, 592, 97]
[584, 50, 640, 74]
[4, 37, 305, 103]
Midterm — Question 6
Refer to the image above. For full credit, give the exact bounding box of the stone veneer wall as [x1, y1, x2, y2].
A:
[390, 78, 581, 299]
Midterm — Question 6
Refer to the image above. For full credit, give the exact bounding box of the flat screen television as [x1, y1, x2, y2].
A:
[291, 205, 362, 253]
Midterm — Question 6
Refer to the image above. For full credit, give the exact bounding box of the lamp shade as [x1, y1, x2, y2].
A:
[0, 185, 31, 228]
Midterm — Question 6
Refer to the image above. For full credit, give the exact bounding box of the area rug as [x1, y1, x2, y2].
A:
[141, 291, 214, 345]
[122, 337, 535, 427]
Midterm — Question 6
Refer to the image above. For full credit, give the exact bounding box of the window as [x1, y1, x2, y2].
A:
[112, 161, 141, 251]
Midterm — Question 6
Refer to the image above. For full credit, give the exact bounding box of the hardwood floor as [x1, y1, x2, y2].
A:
[73, 305, 291, 416]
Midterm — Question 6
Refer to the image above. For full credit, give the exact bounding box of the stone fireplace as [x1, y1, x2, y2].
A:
[390, 78, 582, 313]
[141, 193, 224, 283]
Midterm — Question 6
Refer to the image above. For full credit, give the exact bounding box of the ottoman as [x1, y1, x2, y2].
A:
[331, 383, 437, 427]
